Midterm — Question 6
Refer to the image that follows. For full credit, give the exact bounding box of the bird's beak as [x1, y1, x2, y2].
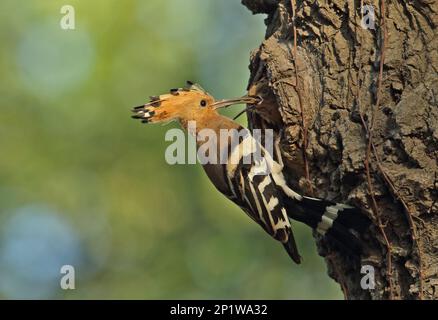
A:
[212, 95, 262, 110]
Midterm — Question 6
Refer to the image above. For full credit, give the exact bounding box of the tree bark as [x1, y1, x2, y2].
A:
[241, 0, 437, 300]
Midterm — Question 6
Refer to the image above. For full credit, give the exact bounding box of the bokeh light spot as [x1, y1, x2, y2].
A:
[0, 205, 83, 298]
[17, 22, 95, 98]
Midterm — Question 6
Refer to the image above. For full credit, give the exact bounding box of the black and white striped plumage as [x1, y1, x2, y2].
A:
[205, 127, 370, 263]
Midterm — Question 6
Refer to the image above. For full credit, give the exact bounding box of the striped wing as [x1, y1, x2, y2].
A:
[223, 130, 301, 262]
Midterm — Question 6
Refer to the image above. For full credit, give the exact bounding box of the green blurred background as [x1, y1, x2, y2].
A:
[0, 0, 342, 299]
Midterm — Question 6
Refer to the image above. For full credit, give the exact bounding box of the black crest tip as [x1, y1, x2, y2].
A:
[170, 88, 179, 95]
[133, 105, 145, 110]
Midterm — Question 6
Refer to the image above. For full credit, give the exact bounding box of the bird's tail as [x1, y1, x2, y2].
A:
[284, 196, 372, 254]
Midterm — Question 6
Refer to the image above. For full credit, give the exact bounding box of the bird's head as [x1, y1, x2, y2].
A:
[132, 81, 261, 125]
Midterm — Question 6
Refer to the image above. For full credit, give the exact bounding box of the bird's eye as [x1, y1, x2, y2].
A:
[200, 100, 207, 107]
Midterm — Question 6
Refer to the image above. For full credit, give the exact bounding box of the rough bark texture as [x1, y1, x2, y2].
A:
[242, 0, 437, 299]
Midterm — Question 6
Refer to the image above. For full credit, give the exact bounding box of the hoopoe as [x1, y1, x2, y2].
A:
[131, 81, 371, 263]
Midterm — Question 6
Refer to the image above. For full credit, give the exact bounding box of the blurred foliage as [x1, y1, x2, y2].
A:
[0, 0, 342, 299]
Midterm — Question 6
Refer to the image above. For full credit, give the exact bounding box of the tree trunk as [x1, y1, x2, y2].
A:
[241, 0, 437, 300]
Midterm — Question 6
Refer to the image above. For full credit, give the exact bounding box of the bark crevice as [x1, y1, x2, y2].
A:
[242, 0, 438, 299]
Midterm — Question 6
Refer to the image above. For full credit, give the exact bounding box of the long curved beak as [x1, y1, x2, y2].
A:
[212, 95, 262, 110]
